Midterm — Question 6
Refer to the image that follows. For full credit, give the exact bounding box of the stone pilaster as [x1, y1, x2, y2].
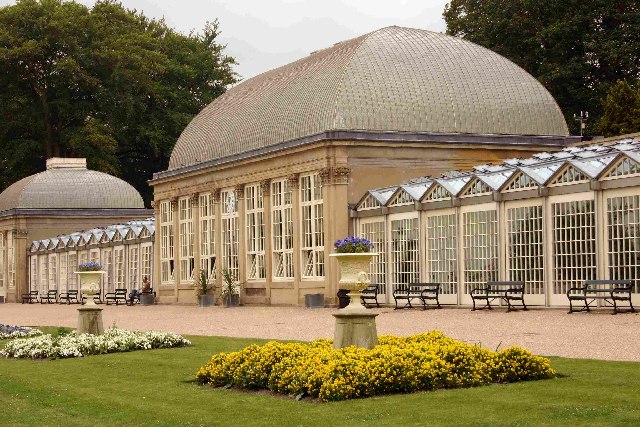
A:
[261, 179, 272, 303]
[235, 184, 246, 301]
[170, 197, 179, 302]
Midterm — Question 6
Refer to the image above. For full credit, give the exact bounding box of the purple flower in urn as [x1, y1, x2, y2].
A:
[333, 236, 373, 253]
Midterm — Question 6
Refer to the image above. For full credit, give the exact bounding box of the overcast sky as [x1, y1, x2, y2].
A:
[0, 0, 448, 80]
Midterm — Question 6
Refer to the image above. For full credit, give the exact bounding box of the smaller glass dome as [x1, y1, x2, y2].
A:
[0, 158, 144, 212]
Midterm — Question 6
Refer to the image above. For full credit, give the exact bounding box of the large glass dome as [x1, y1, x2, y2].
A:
[169, 26, 569, 171]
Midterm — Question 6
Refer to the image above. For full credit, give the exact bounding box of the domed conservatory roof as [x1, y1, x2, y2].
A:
[167, 26, 569, 172]
[0, 158, 145, 213]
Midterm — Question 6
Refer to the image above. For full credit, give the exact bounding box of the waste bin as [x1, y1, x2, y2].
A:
[304, 293, 325, 308]
[337, 289, 350, 308]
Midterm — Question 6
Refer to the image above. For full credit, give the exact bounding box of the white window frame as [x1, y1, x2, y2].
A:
[129, 246, 140, 288]
[39, 256, 49, 292]
[114, 247, 125, 289]
[388, 212, 420, 295]
[160, 200, 175, 284]
[0, 233, 5, 290]
[424, 208, 458, 303]
[549, 192, 596, 305]
[359, 217, 387, 297]
[68, 252, 78, 290]
[199, 193, 216, 281]
[221, 188, 239, 281]
[245, 184, 266, 280]
[300, 173, 324, 279]
[604, 187, 640, 297]
[505, 199, 545, 305]
[272, 179, 293, 280]
[48, 254, 58, 290]
[141, 243, 153, 285]
[7, 231, 14, 288]
[58, 253, 68, 292]
[29, 255, 38, 292]
[179, 197, 195, 282]
[461, 203, 499, 303]
[102, 248, 114, 294]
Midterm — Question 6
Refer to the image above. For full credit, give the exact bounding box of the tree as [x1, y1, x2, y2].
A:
[443, 0, 640, 136]
[0, 0, 237, 203]
[597, 80, 640, 137]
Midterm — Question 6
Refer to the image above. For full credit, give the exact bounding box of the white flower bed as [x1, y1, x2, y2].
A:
[0, 324, 42, 340]
[0, 328, 191, 359]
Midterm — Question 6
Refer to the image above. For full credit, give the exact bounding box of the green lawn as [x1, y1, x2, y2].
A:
[1, 331, 639, 427]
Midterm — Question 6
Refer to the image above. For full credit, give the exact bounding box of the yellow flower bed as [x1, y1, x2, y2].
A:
[195, 332, 556, 401]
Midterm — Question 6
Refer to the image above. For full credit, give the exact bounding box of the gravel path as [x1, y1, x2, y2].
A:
[2, 304, 638, 361]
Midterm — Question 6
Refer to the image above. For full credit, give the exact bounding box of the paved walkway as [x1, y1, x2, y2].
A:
[1, 304, 639, 361]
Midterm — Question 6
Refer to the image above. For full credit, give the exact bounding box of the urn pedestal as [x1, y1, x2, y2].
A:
[77, 307, 104, 335]
[330, 253, 378, 349]
[75, 271, 105, 335]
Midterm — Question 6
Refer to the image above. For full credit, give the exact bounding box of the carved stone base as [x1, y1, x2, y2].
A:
[77, 307, 104, 335]
[332, 312, 378, 349]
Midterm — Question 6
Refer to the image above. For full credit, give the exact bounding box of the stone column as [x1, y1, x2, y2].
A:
[151, 201, 161, 301]
[191, 194, 201, 287]
[235, 184, 246, 302]
[261, 180, 273, 303]
[0, 230, 6, 302]
[213, 189, 223, 291]
[321, 167, 351, 306]
[171, 197, 180, 302]
[14, 229, 28, 303]
[289, 174, 301, 300]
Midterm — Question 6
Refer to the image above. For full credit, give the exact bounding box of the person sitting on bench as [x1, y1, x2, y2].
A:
[128, 288, 140, 304]
[141, 276, 151, 294]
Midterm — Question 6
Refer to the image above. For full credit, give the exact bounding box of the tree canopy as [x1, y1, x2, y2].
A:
[598, 79, 640, 137]
[0, 0, 237, 204]
[443, 0, 640, 136]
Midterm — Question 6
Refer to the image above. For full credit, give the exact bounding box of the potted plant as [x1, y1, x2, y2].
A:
[195, 269, 215, 307]
[75, 262, 105, 306]
[329, 237, 376, 312]
[221, 269, 240, 308]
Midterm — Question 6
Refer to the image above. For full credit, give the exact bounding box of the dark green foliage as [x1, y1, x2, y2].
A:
[597, 79, 640, 136]
[0, 0, 237, 203]
[443, 0, 640, 136]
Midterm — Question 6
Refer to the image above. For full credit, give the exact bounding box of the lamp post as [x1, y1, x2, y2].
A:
[574, 111, 589, 137]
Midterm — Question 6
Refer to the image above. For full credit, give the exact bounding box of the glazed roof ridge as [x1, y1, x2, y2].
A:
[359, 138, 640, 202]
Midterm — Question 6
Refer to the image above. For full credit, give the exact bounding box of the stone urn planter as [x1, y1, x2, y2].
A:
[329, 253, 376, 313]
[199, 294, 214, 307]
[223, 294, 240, 308]
[75, 271, 105, 306]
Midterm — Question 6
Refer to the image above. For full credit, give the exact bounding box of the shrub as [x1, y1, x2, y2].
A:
[1, 328, 191, 359]
[195, 332, 556, 402]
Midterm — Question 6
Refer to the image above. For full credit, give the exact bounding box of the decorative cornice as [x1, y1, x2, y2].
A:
[260, 179, 271, 195]
[151, 130, 579, 183]
[234, 184, 245, 198]
[332, 166, 351, 184]
[318, 167, 332, 185]
[14, 229, 28, 238]
[287, 173, 300, 189]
